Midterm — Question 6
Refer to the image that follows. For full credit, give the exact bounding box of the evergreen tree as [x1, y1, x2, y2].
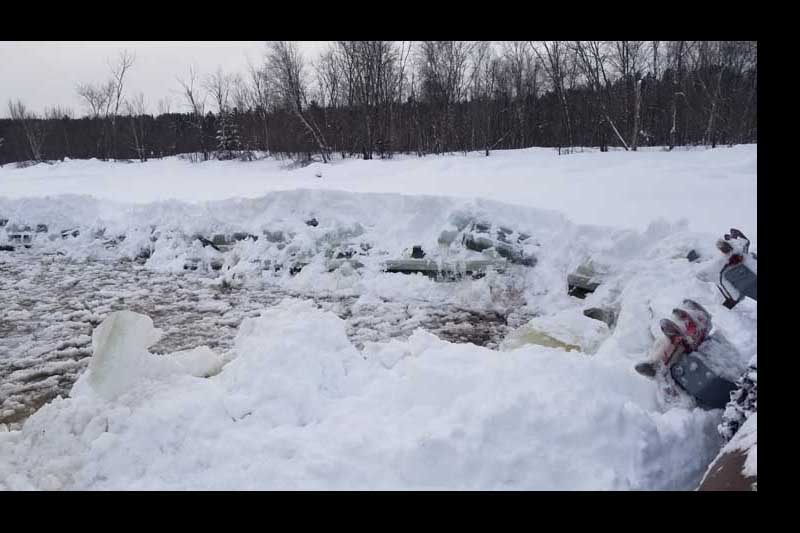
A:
[215, 111, 240, 160]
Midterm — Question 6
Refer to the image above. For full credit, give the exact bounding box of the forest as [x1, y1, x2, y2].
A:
[0, 41, 757, 166]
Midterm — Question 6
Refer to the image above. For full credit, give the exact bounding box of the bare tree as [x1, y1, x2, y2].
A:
[8, 100, 47, 162]
[651, 41, 661, 80]
[315, 48, 344, 109]
[74, 50, 134, 160]
[531, 41, 574, 152]
[665, 40, 691, 149]
[417, 41, 476, 153]
[732, 41, 757, 144]
[205, 68, 234, 114]
[501, 41, 538, 148]
[247, 61, 273, 155]
[573, 41, 628, 150]
[157, 97, 172, 116]
[1, 41, 757, 166]
[266, 41, 330, 163]
[609, 41, 645, 150]
[45, 106, 74, 161]
[125, 93, 148, 162]
[332, 41, 405, 159]
[692, 40, 753, 147]
[76, 83, 109, 118]
[176, 66, 209, 161]
[108, 51, 135, 159]
[470, 41, 513, 156]
[231, 74, 251, 112]
[76, 81, 112, 158]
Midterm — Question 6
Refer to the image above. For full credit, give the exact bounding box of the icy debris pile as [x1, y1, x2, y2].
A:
[0, 206, 540, 282]
[0, 216, 87, 252]
[386, 217, 538, 281]
[3, 223, 34, 249]
[461, 221, 536, 266]
[567, 259, 611, 298]
[0, 300, 724, 490]
[718, 357, 757, 443]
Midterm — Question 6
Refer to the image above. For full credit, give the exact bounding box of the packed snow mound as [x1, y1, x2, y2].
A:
[0, 145, 757, 239]
[86, 311, 224, 400]
[1, 300, 723, 490]
[732, 413, 757, 478]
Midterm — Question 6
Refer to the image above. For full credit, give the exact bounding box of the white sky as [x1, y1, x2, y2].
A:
[0, 41, 330, 118]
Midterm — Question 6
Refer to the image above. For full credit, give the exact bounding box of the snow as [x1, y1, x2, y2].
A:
[88, 311, 164, 400]
[86, 311, 224, 400]
[0, 300, 723, 490]
[712, 411, 757, 483]
[0, 145, 757, 242]
[501, 308, 610, 353]
[0, 146, 757, 490]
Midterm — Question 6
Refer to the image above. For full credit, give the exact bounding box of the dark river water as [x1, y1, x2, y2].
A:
[1, 251, 532, 427]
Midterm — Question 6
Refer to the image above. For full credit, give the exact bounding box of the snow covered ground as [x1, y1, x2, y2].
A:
[0, 145, 757, 243]
[0, 146, 757, 490]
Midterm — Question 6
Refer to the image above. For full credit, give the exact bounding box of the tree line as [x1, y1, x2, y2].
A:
[0, 41, 757, 166]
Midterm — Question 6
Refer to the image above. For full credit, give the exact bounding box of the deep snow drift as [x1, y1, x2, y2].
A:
[0, 145, 758, 243]
[0, 147, 757, 490]
[1, 301, 726, 490]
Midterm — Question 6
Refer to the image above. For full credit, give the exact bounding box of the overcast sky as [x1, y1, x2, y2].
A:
[0, 41, 330, 118]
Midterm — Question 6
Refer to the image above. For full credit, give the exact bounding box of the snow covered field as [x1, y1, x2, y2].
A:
[0, 145, 757, 242]
[0, 146, 757, 490]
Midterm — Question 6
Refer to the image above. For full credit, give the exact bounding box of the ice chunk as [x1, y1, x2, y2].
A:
[169, 346, 224, 378]
[502, 309, 610, 354]
[88, 312, 225, 400]
[88, 311, 164, 400]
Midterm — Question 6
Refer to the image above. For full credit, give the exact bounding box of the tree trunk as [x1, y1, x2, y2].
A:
[631, 78, 642, 151]
[261, 111, 270, 155]
[703, 69, 724, 147]
[606, 113, 629, 150]
[669, 96, 677, 150]
[295, 107, 329, 163]
[737, 78, 756, 144]
[559, 90, 573, 151]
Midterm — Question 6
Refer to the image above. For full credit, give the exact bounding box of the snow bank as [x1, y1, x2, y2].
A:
[0, 145, 757, 240]
[1, 300, 724, 490]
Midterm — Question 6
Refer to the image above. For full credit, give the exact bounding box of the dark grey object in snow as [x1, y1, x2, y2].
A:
[583, 307, 616, 328]
[263, 230, 285, 243]
[567, 260, 607, 298]
[723, 263, 757, 301]
[196, 236, 220, 251]
[232, 232, 257, 242]
[384, 258, 504, 280]
[462, 222, 537, 267]
[670, 352, 737, 410]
